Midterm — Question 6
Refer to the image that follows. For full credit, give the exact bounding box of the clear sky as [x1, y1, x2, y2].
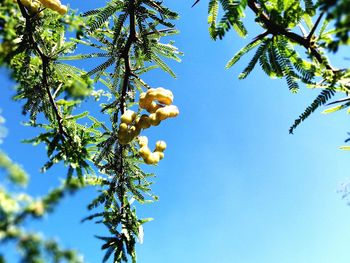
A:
[2, 1, 350, 263]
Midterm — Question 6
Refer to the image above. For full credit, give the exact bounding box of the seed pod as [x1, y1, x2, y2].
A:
[155, 105, 179, 121]
[145, 101, 163, 113]
[37, 0, 67, 15]
[138, 136, 148, 147]
[121, 110, 136, 124]
[139, 146, 151, 159]
[139, 88, 174, 113]
[149, 113, 161, 126]
[155, 141, 166, 152]
[57, 4, 67, 15]
[136, 114, 151, 129]
[155, 151, 164, 160]
[147, 88, 173, 105]
[145, 153, 160, 165]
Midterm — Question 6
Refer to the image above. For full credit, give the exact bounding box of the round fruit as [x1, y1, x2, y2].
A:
[121, 110, 136, 124]
[155, 141, 166, 152]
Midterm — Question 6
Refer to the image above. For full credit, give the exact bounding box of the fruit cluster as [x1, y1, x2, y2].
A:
[117, 110, 140, 145]
[138, 136, 166, 165]
[19, 0, 67, 15]
[139, 88, 179, 125]
[117, 87, 179, 164]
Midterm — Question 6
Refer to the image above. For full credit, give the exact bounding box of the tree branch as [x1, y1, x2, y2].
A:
[119, 1, 137, 115]
[16, 0, 68, 139]
[113, 0, 138, 221]
[247, 0, 334, 71]
[307, 11, 325, 41]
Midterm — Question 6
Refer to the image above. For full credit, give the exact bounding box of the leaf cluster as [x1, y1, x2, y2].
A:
[1, 0, 182, 262]
[207, 0, 350, 133]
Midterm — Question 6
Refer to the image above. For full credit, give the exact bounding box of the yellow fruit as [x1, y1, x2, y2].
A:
[135, 87, 178, 165]
[155, 141, 166, 152]
[146, 101, 163, 113]
[30, 1, 41, 11]
[139, 92, 148, 107]
[154, 105, 179, 121]
[39, 0, 59, 10]
[19, 0, 41, 14]
[136, 115, 151, 129]
[155, 108, 168, 121]
[57, 4, 67, 15]
[138, 136, 148, 147]
[121, 110, 136, 124]
[148, 88, 173, 105]
[119, 123, 128, 132]
[139, 146, 151, 159]
[145, 153, 160, 165]
[166, 105, 179, 117]
[155, 151, 164, 160]
[138, 88, 174, 113]
[118, 123, 131, 144]
[137, 138, 166, 164]
[149, 113, 161, 126]
[37, 0, 67, 15]
[129, 125, 141, 137]
[118, 134, 130, 145]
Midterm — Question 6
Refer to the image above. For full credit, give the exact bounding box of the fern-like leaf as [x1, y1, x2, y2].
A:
[87, 1, 125, 32]
[86, 57, 115, 77]
[289, 88, 336, 134]
[238, 40, 269, 79]
[226, 32, 268, 69]
[208, 0, 219, 38]
[151, 54, 176, 78]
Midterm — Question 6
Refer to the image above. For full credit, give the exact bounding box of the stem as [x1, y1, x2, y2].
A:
[131, 72, 152, 89]
[307, 11, 325, 41]
[119, 1, 137, 115]
[145, 28, 177, 36]
[191, 0, 200, 8]
[114, 0, 137, 219]
[42, 58, 67, 138]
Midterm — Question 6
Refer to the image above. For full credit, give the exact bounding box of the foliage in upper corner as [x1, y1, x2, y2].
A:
[319, 0, 350, 52]
[207, 0, 350, 134]
[208, 0, 248, 39]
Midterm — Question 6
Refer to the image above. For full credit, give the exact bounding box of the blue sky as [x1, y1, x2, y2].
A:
[2, 1, 350, 263]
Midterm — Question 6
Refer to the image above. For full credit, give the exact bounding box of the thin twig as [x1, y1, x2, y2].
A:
[130, 72, 152, 89]
[52, 83, 63, 99]
[191, 0, 200, 8]
[145, 28, 177, 36]
[307, 11, 325, 41]
[327, 97, 350, 106]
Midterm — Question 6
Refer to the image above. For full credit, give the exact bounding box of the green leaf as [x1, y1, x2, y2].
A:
[226, 34, 267, 69]
[340, 146, 350, 150]
[322, 104, 344, 114]
[208, 0, 219, 38]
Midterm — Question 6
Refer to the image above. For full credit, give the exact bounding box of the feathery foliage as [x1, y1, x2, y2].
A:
[2, 0, 350, 262]
[207, 0, 350, 133]
[0, 0, 181, 262]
